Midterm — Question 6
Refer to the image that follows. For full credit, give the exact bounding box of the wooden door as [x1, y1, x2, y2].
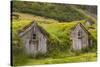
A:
[77, 39, 82, 49]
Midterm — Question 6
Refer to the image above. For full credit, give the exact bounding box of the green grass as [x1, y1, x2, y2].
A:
[12, 2, 89, 22]
[13, 52, 97, 66]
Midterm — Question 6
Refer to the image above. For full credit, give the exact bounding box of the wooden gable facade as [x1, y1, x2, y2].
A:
[18, 21, 49, 55]
[70, 23, 92, 50]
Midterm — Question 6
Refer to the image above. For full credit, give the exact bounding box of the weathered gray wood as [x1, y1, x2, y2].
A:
[71, 23, 91, 50]
[19, 22, 47, 55]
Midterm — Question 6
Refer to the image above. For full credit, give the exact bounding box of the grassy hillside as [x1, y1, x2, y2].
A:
[12, 1, 96, 22]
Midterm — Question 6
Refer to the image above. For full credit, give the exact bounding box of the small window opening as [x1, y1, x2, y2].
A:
[32, 33, 36, 39]
[78, 30, 82, 39]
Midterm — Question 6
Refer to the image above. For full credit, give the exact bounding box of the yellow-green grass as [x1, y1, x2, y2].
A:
[13, 52, 97, 66]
